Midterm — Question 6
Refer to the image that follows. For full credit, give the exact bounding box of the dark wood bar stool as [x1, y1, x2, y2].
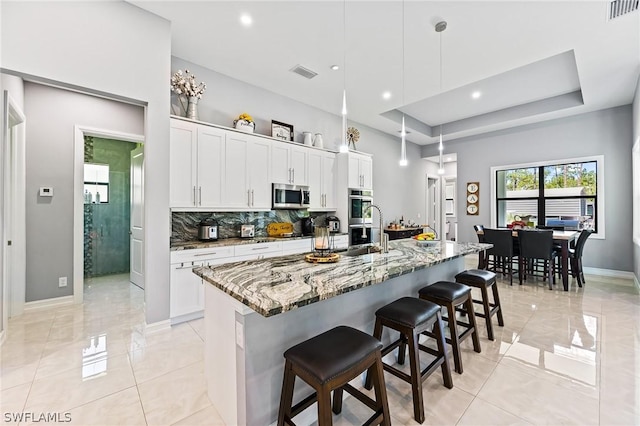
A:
[277, 326, 391, 426]
[418, 282, 481, 374]
[364, 297, 453, 424]
[455, 269, 504, 341]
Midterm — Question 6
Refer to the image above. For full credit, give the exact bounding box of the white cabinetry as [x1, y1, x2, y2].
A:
[224, 132, 271, 210]
[170, 119, 224, 208]
[308, 151, 337, 211]
[271, 143, 308, 186]
[170, 246, 234, 323]
[233, 242, 283, 261]
[347, 152, 373, 189]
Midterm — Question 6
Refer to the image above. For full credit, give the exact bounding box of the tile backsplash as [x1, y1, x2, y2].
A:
[171, 211, 334, 245]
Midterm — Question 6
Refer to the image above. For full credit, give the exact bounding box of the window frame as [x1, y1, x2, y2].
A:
[633, 141, 639, 245]
[491, 155, 605, 239]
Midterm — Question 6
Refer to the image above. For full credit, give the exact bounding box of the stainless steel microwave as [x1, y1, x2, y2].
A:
[272, 184, 310, 209]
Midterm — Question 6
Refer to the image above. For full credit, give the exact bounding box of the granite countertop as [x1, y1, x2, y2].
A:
[171, 234, 348, 251]
[193, 240, 491, 317]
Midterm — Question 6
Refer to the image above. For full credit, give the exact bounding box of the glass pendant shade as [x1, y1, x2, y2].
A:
[399, 115, 408, 166]
[340, 90, 349, 153]
[437, 131, 445, 175]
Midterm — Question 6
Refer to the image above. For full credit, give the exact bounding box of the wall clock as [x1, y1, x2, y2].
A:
[466, 182, 479, 215]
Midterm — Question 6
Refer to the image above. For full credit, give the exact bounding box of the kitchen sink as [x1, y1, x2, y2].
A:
[343, 245, 382, 257]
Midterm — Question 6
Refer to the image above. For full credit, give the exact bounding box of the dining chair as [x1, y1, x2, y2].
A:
[570, 229, 594, 287]
[517, 230, 557, 289]
[483, 229, 516, 285]
[473, 224, 485, 268]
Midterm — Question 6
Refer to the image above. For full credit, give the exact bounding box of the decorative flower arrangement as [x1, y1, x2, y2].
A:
[170, 69, 207, 99]
[233, 112, 255, 132]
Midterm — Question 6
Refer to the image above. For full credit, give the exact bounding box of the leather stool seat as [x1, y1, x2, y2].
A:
[375, 296, 441, 328]
[284, 326, 382, 385]
[418, 281, 481, 374]
[418, 281, 470, 301]
[455, 269, 496, 286]
[365, 297, 452, 423]
[455, 269, 504, 341]
[278, 326, 391, 426]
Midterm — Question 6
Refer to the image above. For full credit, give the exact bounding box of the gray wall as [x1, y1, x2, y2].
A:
[172, 56, 428, 227]
[423, 106, 634, 272]
[2, 2, 171, 323]
[633, 74, 640, 284]
[24, 83, 144, 301]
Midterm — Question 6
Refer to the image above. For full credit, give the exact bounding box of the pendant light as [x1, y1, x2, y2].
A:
[436, 20, 447, 175]
[339, 0, 349, 153]
[398, 0, 408, 167]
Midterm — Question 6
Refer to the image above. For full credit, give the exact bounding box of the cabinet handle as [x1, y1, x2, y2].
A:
[292, 168, 295, 183]
[193, 252, 217, 257]
[247, 190, 251, 206]
[252, 246, 269, 251]
[288, 168, 292, 183]
[193, 186, 197, 206]
[198, 187, 202, 206]
[251, 189, 255, 206]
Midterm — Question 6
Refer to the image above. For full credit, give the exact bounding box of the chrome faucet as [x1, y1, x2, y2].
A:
[362, 204, 389, 253]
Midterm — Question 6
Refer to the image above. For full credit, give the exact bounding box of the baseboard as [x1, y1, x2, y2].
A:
[582, 267, 635, 279]
[24, 295, 74, 312]
[0, 329, 6, 347]
[634, 274, 639, 290]
[144, 319, 172, 334]
[170, 310, 204, 326]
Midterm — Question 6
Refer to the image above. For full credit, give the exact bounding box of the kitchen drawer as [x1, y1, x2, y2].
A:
[281, 238, 313, 255]
[333, 235, 349, 250]
[171, 245, 235, 264]
[234, 241, 283, 257]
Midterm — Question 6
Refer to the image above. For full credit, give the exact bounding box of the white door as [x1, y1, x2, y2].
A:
[426, 177, 439, 231]
[197, 126, 224, 207]
[223, 134, 249, 208]
[290, 146, 307, 186]
[247, 138, 271, 208]
[360, 157, 373, 189]
[322, 153, 337, 210]
[307, 151, 322, 208]
[130, 146, 144, 289]
[169, 119, 197, 207]
[271, 144, 290, 184]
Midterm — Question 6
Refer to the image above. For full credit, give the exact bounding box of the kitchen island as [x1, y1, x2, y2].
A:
[194, 239, 489, 425]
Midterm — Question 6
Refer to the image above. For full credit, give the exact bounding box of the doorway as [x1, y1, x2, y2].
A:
[73, 127, 144, 303]
[426, 176, 440, 236]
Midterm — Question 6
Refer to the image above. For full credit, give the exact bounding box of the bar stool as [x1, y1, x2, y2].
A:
[364, 297, 453, 424]
[455, 269, 504, 341]
[277, 326, 391, 426]
[418, 282, 481, 374]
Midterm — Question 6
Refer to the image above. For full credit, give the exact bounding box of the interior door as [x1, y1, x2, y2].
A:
[130, 146, 144, 289]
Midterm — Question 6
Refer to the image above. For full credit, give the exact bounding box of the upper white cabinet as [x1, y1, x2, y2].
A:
[170, 119, 224, 208]
[347, 152, 373, 189]
[224, 132, 271, 210]
[271, 143, 308, 186]
[308, 150, 337, 211]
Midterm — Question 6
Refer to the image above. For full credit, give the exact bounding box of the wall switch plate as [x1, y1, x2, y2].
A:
[235, 321, 244, 349]
[58, 276, 67, 287]
[39, 187, 54, 197]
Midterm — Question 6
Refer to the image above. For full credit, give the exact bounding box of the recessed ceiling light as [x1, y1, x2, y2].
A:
[330, 65, 340, 71]
[382, 91, 392, 100]
[471, 91, 482, 99]
[240, 14, 253, 27]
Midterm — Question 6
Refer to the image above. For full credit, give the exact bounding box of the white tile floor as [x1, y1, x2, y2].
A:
[1, 257, 639, 425]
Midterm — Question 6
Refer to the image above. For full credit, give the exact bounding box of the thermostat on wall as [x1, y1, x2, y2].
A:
[39, 187, 53, 197]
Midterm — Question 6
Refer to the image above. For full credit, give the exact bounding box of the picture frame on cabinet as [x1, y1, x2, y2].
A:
[271, 120, 294, 141]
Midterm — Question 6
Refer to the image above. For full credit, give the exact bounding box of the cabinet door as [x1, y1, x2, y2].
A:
[290, 146, 308, 186]
[170, 261, 204, 318]
[224, 133, 250, 208]
[307, 150, 323, 209]
[170, 120, 197, 207]
[197, 126, 224, 207]
[348, 155, 361, 188]
[247, 137, 271, 209]
[322, 153, 337, 209]
[360, 156, 373, 189]
[271, 143, 290, 184]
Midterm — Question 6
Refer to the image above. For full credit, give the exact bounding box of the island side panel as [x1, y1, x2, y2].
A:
[238, 256, 463, 426]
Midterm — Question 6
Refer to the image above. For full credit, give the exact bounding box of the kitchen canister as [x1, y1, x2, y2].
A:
[313, 133, 324, 148]
[303, 132, 313, 146]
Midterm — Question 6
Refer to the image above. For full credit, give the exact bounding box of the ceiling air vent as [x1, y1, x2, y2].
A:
[290, 65, 318, 80]
[608, 0, 638, 20]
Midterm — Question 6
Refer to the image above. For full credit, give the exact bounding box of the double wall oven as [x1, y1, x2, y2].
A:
[348, 189, 374, 245]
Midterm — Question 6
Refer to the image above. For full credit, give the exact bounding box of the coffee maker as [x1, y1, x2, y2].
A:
[302, 217, 315, 236]
[326, 216, 340, 233]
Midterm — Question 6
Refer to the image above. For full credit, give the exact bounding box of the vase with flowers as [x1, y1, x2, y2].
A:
[170, 69, 207, 120]
[233, 112, 255, 133]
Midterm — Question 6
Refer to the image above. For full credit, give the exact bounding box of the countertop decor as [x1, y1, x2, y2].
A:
[170, 69, 207, 120]
[194, 239, 491, 317]
[233, 112, 255, 133]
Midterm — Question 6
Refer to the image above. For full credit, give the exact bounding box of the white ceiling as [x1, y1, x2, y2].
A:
[132, 1, 640, 145]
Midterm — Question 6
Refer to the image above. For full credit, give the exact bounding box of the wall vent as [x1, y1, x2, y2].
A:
[290, 65, 318, 80]
[608, 0, 638, 20]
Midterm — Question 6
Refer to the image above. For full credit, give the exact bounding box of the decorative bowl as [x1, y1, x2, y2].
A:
[234, 119, 255, 133]
[413, 237, 439, 247]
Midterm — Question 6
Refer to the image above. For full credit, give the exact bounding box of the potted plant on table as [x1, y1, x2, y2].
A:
[233, 112, 255, 133]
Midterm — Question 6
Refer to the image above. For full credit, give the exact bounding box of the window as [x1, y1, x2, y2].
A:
[84, 163, 109, 204]
[492, 156, 603, 237]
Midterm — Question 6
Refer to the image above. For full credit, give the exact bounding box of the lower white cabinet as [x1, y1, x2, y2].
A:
[234, 241, 282, 261]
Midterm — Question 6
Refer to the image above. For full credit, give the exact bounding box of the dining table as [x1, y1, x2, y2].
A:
[477, 229, 579, 291]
